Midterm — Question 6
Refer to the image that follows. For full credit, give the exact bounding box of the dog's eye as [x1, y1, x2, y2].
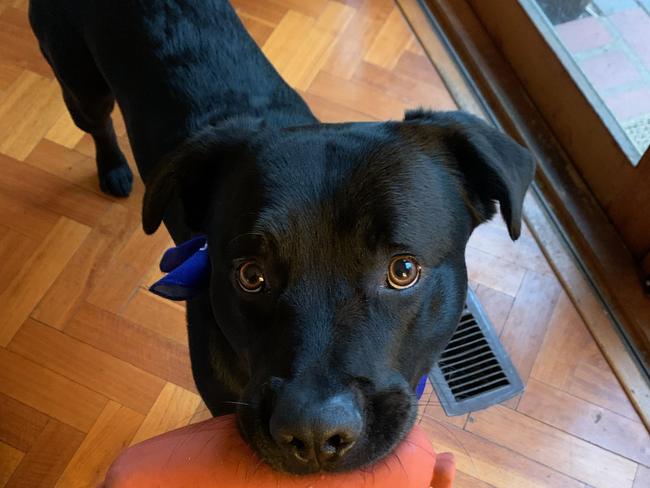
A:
[387, 255, 421, 289]
[237, 260, 265, 293]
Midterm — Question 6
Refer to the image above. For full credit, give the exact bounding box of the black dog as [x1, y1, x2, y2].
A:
[30, 0, 534, 475]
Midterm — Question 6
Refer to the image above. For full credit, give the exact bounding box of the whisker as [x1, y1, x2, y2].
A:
[394, 452, 408, 478]
[401, 439, 437, 460]
[416, 399, 443, 407]
[220, 400, 254, 407]
[249, 455, 266, 480]
[195, 427, 221, 460]
[163, 405, 213, 428]
[418, 413, 479, 476]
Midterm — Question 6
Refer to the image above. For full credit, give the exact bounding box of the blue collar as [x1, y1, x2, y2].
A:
[150, 236, 428, 400]
[149, 235, 210, 301]
[415, 375, 427, 400]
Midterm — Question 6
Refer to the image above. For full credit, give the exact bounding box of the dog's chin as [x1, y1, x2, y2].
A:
[235, 390, 417, 475]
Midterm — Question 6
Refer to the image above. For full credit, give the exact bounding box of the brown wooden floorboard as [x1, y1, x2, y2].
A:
[0, 1, 647, 486]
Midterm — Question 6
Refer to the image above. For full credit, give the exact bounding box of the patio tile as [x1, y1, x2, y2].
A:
[593, 0, 637, 15]
[639, 0, 650, 15]
[604, 87, 650, 120]
[610, 7, 650, 70]
[579, 50, 642, 91]
[556, 16, 613, 53]
[623, 115, 650, 154]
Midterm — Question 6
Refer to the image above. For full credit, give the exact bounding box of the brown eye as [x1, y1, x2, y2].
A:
[387, 255, 421, 289]
[237, 261, 265, 293]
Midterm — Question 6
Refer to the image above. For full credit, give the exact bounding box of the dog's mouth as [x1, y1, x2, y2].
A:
[234, 383, 417, 475]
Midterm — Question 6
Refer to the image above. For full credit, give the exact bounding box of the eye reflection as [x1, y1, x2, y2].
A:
[238, 260, 265, 293]
[387, 255, 421, 289]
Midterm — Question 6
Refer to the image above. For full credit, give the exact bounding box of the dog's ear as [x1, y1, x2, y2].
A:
[142, 118, 262, 235]
[402, 109, 535, 240]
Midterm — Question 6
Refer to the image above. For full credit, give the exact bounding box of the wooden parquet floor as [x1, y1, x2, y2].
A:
[0, 0, 648, 486]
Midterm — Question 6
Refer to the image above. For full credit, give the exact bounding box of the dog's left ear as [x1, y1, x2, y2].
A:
[402, 110, 535, 240]
[142, 117, 263, 235]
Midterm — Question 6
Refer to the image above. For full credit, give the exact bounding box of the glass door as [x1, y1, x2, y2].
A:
[468, 0, 650, 264]
[533, 0, 650, 164]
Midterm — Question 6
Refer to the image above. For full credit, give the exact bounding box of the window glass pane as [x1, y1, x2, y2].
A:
[533, 0, 650, 163]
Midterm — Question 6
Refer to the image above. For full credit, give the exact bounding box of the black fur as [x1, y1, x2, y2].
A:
[30, 0, 535, 474]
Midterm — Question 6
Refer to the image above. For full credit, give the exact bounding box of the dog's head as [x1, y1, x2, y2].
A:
[142, 110, 534, 474]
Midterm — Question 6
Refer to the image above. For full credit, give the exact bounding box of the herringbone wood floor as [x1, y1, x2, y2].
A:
[0, 0, 648, 487]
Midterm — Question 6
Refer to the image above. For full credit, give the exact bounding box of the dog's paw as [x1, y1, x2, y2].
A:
[99, 163, 134, 198]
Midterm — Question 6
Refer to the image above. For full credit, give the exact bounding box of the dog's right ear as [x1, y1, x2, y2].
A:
[401, 110, 535, 240]
[142, 118, 263, 235]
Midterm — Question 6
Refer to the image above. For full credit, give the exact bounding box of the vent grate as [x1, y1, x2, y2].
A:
[429, 288, 523, 416]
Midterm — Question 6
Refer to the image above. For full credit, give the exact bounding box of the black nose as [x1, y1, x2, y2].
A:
[269, 392, 362, 468]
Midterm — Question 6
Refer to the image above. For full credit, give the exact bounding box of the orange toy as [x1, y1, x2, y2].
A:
[100, 415, 455, 488]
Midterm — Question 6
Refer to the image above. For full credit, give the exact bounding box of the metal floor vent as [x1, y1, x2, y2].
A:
[429, 288, 523, 416]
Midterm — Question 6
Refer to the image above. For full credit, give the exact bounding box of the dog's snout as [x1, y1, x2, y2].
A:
[269, 392, 362, 469]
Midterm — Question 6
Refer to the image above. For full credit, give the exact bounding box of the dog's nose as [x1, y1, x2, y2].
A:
[269, 392, 362, 467]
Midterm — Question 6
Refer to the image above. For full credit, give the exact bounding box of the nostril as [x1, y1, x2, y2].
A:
[327, 434, 343, 449]
[281, 434, 310, 463]
[326, 434, 349, 450]
[288, 436, 305, 451]
[321, 432, 356, 460]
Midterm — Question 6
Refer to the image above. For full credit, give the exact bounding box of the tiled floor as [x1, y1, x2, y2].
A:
[546, 0, 650, 154]
[0, 0, 648, 487]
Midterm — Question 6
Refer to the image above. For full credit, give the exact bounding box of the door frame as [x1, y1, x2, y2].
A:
[468, 0, 650, 259]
